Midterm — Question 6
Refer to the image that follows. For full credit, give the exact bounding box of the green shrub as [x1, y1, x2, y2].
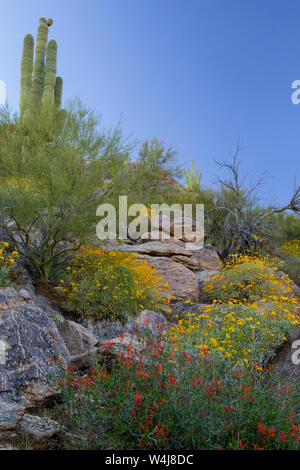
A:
[56, 333, 300, 450]
[58, 246, 170, 321]
[166, 303, 297, 366]
[0, 241, 19, 287]
[0, 101, 130, 281]
[204, 256, 291, 304]
[282, 257, 300, 286]
[0, 266, 13, 287]
[278, 240, 300, 286]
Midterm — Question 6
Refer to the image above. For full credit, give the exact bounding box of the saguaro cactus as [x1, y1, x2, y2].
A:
[184, 160, 202, 194]
[20, 17, 63, 117]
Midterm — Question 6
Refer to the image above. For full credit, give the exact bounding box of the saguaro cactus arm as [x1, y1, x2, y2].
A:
[42, 39, 58, 107]
[54, 76, 63, 108]
[20, 34, 34, 114]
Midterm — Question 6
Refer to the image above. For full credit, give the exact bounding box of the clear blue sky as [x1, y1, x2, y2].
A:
[1, 0, 299, 205]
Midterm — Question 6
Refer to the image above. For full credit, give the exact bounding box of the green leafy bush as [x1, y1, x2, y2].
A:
[0, 266, 12, 287]
[278, 240, 300, 286]
[282, 258, 300, 287]
[58, 246, 170, 321]
[204, 255, 292, 304]
[0, 101, 130, 281]
[56, 333, 300, 450]
[0, 241, 19, 287]
[166, 303, 297, 366]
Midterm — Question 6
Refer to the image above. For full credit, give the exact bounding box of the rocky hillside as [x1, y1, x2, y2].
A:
[0, 223, 299, 449]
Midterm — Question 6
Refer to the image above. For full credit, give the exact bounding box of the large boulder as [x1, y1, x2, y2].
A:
[0, 228, 14, 250]
[271, 327, 300, 384]
[83, 309, 172, 342]
[56, 319, 99, 356]
[141, 255, 199, 302]
[119, 240, 192, 257]
[68, 333, 146, 370]
[196, 269, 221, 302]
[134, 309, 172, 335]
[191, 248, 222, 271]
[140, 231, 182, 243]
[118, 241, 220, 273]
[166, 217, 206, 244]
[172, 250, 221, 271]
[0, 400, 24, 432]
[83, 317, 127, 342]
[16, 414, 59, 442]
[0, 288, 69, 407]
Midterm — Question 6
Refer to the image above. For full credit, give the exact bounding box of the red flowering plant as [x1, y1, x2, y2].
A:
[55, 330, 300, 450]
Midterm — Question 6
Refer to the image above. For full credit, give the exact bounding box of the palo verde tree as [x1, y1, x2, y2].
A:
[113, 137, 183, 206]
[0, 100, 129, 281]
[0, 17, 131, 280]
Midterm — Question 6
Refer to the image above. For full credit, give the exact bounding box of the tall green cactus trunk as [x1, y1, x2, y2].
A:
[41, 40, 57, 108]
[20, 34, 34, 115]
[19, 17, 63, 119]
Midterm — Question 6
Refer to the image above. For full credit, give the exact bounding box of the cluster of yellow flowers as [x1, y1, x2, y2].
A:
[164, 253, 299, 367]
[0, 241, 19, 266]
[0, 241, 19, 287]
[58, 246, 171, 319]
[203, 254, 293, 305]
[279, 239, 300, 259]
[221, 252, 282, 270]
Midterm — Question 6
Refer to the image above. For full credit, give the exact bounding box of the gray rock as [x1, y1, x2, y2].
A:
[0, 287, 17, 306]
[69, 333, 146, 370]
[83, 310, 172, 342]
[18, 288, 32, 300]
[31, 293, 65, 324]
[134, 310, 173, 336]
[118, 240, 193, 257]
[83, 317, 127, 342]
[188, 249, 221, 271]
[0, 228, 14, 249]
[294, 284, 300, 297]
[275, 271, 300, 298]
[0, 444, 20, 450]
[0, 288, 70, 406]
[196, 269, 220, 302]
[57, 319, 98, 355]
[136, 255, 199, 303]
[0, 400, 24, 431]
[16, 414, 59, 441]
[271, 327, 300, 384]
